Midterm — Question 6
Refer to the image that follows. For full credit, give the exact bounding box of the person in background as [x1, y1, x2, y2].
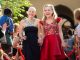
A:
[0, 8, 14, 56]
[0, 4, 2, 16]
[0, 23, 11, 60]
[0, 5, 11, 60]
[12, 23, 20, 60]
[74, 8, 80, 60]
[12, 23, 24, 60]
[0, 5, 4, 39]
[63, 22, 75, 60]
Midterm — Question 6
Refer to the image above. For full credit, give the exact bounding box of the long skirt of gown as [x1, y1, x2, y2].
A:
[22, 26, 40, 60]
[40, 34, 67, 60]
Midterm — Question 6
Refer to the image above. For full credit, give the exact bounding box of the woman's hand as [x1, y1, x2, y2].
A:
[62, 41, 68, 48]
[38, 38, 43, 46]
[2, 23, 8, 31]
[20, 35, 27, 40]
[16, 44, 22, 49]
[38, 34, 44, 46]
[23, 35, 27, 40]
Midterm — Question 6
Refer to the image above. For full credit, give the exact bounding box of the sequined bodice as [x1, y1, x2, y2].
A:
[24, 18, 37, 27]
[44, 22, 59, 35]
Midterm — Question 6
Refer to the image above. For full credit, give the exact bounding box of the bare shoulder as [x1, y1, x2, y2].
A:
[35, 19, 40, 24]
[58, 18, 66, 26]
[20, 17, 28, 24]
[35, 19, 43, 27]
[19, 18, 27, 27]
[36, 19, 41, 22]
[20, 19, 25, 24]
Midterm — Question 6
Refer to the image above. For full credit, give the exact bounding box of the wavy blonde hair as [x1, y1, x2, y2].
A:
[42, 4, 58, 21]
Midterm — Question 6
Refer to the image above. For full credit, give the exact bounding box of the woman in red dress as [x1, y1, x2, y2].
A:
[39, 4, 68, 60]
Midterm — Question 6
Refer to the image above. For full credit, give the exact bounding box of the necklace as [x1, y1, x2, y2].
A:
[26, 18, 36, 26]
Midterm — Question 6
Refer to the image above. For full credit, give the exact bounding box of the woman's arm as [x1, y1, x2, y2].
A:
[58, 19, 66, 47]
[0, 27, 4, 38]
[37, 20, 44, 46]
[0, 23, 8, 38]
[19, 20, 25, 39]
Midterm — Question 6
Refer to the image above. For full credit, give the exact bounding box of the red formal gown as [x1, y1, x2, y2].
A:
[40, 18, 67, 60]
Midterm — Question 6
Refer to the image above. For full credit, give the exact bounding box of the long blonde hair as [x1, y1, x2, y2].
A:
[42, 4, 58, 21]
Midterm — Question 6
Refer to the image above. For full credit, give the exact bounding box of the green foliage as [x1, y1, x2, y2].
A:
[1, 0, 32, 23]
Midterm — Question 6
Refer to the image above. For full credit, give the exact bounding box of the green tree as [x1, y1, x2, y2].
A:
[1, 0, 32, 23]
